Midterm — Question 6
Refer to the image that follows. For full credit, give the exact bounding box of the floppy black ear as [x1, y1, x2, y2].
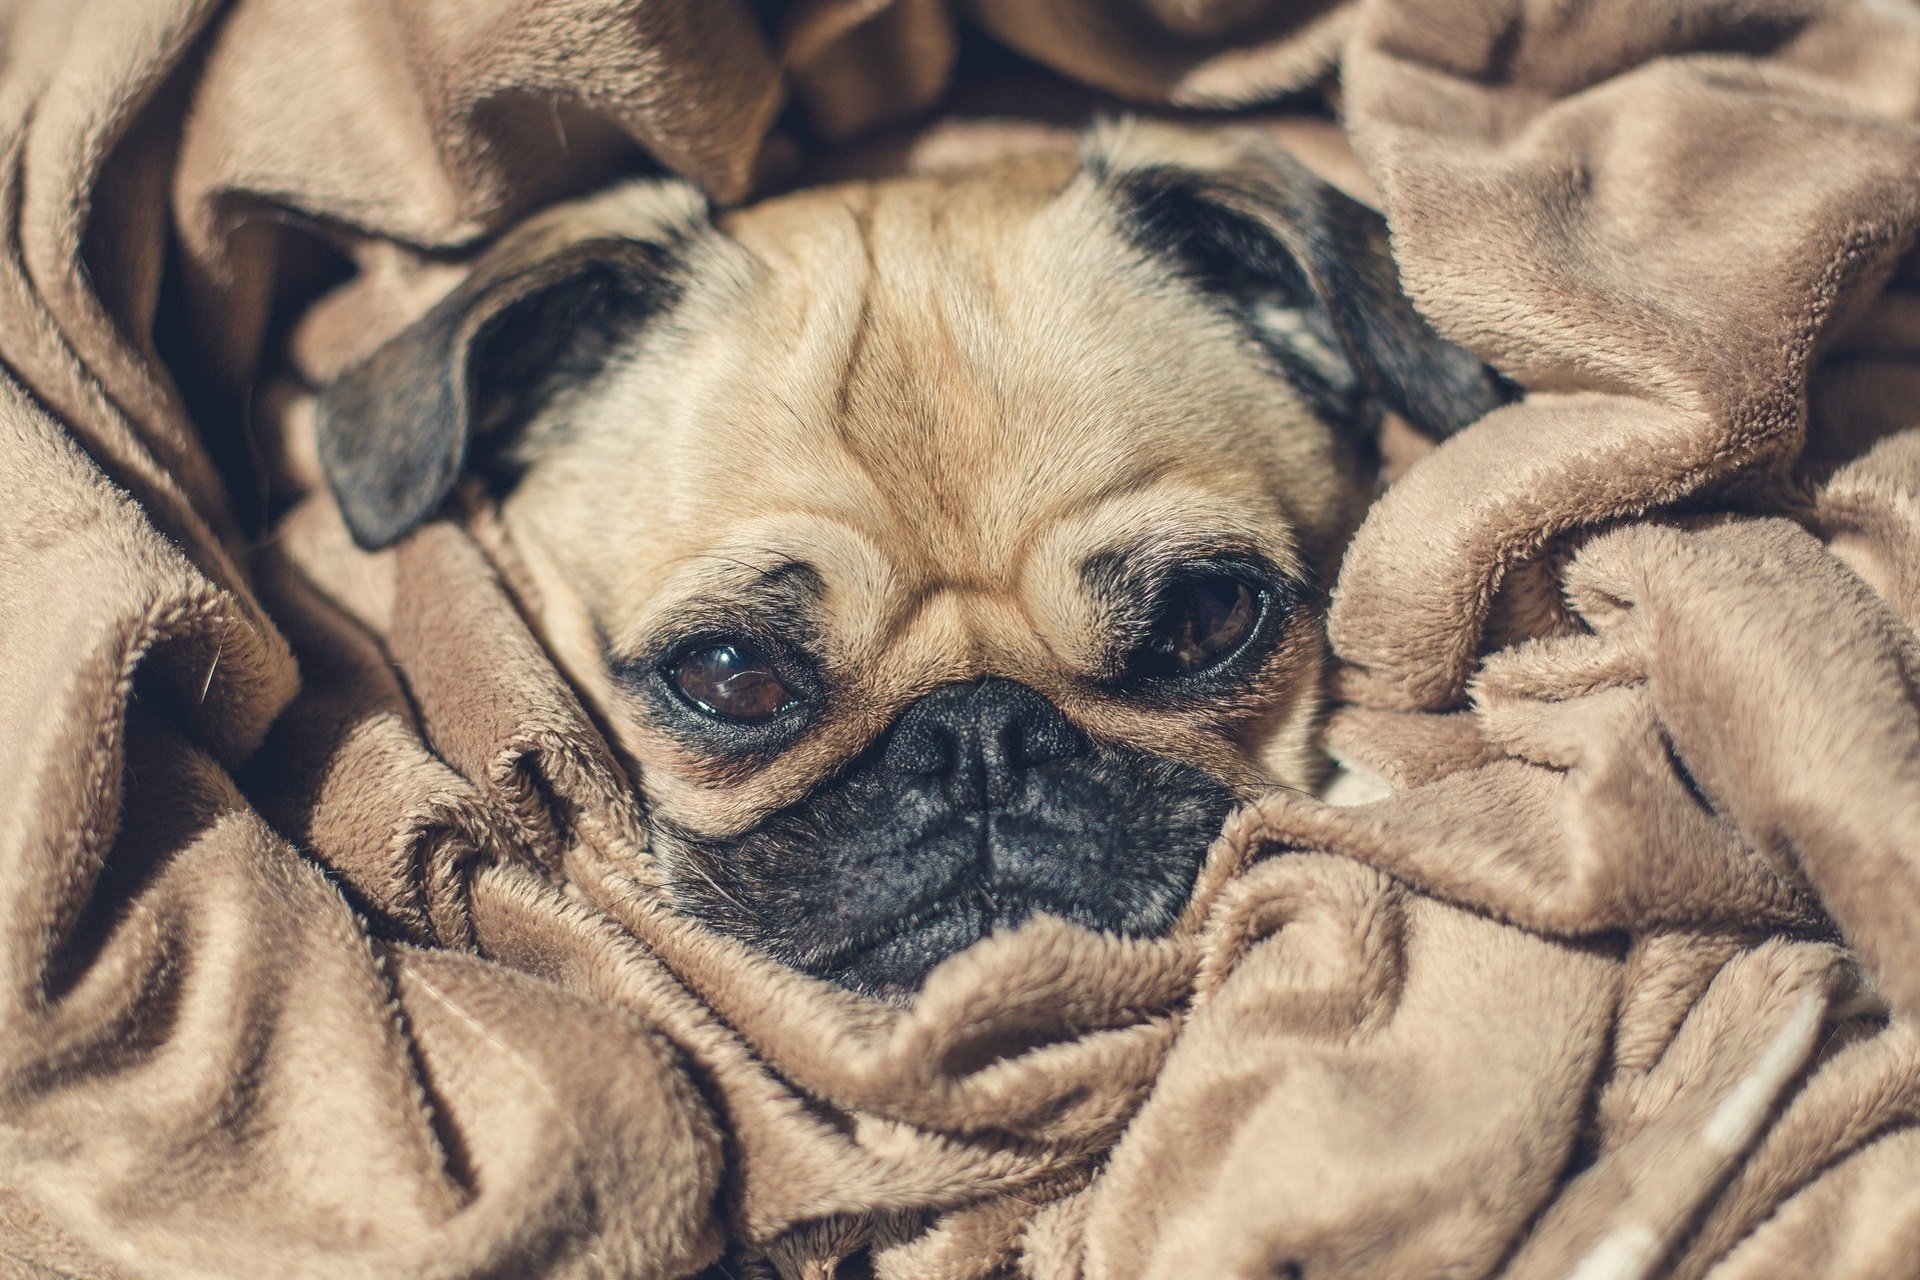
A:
[1086, 123, 1514, 442]
[315, 180, 710, 550]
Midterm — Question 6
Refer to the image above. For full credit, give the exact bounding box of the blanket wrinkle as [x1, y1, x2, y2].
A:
[1072, 854, 1618, 1280]
[248, 534, 502, 949]
[6, 0, 1920, 1277]
[1332, 0, 1920, 710]
[1498, 939, 1848, 1280]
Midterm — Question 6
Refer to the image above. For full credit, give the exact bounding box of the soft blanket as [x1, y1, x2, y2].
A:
[3, 2, 1920, 1278]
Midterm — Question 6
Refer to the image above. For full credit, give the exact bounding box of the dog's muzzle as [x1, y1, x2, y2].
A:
[663, 678, 1238, 998]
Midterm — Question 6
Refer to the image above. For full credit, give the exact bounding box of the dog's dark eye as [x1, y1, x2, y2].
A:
[1131, 573, 1261, 680]
[669, 643, 794, 722]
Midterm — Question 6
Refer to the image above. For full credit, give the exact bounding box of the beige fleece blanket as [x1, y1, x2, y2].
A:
[4, 1, 1920, 1277]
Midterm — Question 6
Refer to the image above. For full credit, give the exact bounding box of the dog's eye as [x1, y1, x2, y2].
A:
[669, 642, 794, 722]
[1131, 572, 1261, 680]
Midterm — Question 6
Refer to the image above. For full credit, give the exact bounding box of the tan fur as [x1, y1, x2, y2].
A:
[498, 150, 1367, 840]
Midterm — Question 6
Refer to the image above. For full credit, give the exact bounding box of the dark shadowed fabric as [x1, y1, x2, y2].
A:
[2, 1, 1920, 1277]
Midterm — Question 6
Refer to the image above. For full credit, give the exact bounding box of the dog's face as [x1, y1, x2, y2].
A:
[317, 124, 1506, 998]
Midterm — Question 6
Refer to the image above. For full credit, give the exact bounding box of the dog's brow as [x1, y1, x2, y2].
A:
[1080, 534, 1310, 621]
[1083, 533, 1261, 586]
[628, 558, 823, 657]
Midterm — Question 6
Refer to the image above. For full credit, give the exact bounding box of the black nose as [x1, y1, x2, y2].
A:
[882, 678, 1090, 806]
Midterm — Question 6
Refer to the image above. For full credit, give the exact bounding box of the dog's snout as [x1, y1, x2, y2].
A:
[681, 673, 1231, 996]
[882, 679, 1089, 800]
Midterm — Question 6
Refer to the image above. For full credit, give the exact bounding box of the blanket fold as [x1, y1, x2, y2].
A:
[4, 1, 1920, 1277]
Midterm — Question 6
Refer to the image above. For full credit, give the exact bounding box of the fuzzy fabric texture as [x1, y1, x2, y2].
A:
[2, 1, 1920, 1277]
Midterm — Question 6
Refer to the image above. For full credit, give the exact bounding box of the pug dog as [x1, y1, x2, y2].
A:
[315, 121, 1508, 999]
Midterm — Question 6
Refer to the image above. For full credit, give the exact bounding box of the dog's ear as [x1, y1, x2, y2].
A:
[1085, 122, 1514, 443]
[316, 180, 710, 550]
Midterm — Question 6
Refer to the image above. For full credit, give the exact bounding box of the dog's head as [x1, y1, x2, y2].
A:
[315, 123, 1507, 998]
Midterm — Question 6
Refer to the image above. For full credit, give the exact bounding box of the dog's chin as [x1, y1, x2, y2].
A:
[810, 897, 1023, 1004]
[651, 679, 1240, 1001]
[802, 887, 1173, 1004]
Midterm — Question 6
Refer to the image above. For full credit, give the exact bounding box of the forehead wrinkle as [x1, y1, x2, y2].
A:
[694, 207, 912, 534]
[851, 183, 1176, 527]
[836, 267, 1000, 564]
[832, 191, 878, 419]
[837, 225, 1204, 590]
[849, 200, 1164, 580]
[724, 191, 976, 575]
[685, 171, 1323, 610]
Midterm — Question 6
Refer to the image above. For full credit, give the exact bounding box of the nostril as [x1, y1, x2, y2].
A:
[1011, 712, 1089, 768]
[884, 721, 953, 776]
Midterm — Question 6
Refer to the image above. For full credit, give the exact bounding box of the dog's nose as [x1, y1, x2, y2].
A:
[882, 678, 1090, 804]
